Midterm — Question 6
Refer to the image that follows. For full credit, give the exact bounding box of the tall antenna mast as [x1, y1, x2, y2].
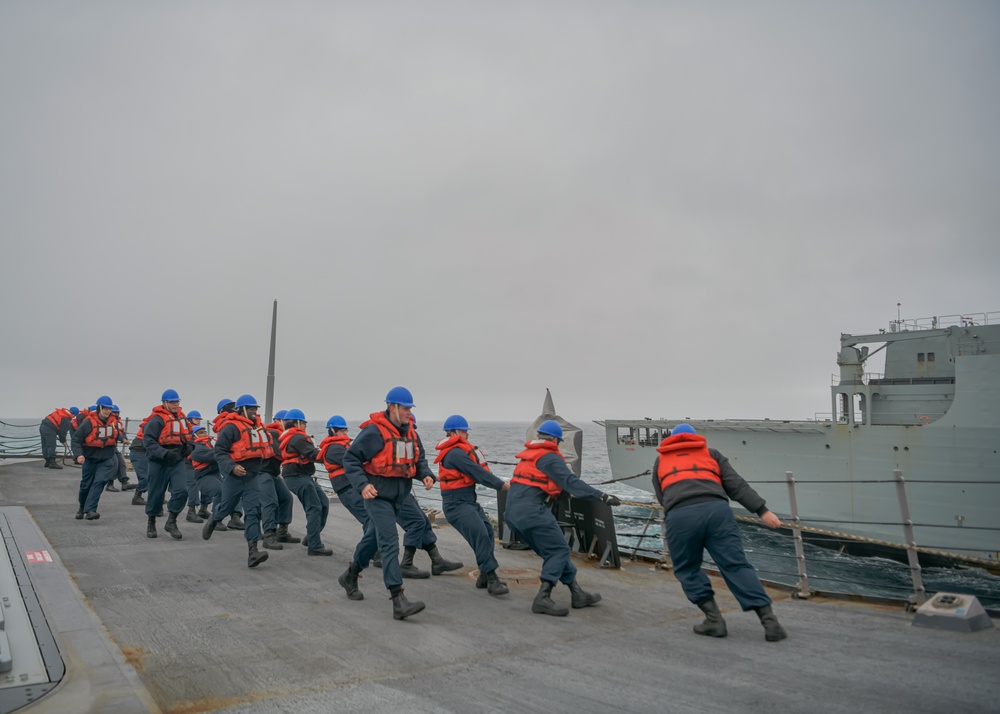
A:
[264, 300, 277, 423]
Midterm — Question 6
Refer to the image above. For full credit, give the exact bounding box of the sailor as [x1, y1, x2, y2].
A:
[105, 405, 134, 492]
[277, 409, 331, 555]
[183, 410, 206, 523]
[204, 394, 271, 568]
[40, 406, 76, 469]
[70, 406, 91, 432]
[434, 415, 510, 596]
[128, 413, 151, 506]
[653, 423, 787, 642]
[70, 396, 119, 520]
[211, 398, 245, 531]
[188, 425, 223, 522]
[342, 387, 433, 620]
[142, 389, 193, 540]
[505, 420, 620, 616]
[259, 409, 301, 550]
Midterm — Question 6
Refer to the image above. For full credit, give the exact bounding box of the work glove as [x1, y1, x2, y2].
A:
[163, 450, 182, 464]
[601, 493, 621, 507]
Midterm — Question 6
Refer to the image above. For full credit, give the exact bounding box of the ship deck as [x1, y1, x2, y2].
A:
[1, 459, 997, 714]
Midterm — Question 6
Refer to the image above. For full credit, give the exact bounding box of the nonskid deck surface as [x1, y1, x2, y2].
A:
[1, 461, 996, 714]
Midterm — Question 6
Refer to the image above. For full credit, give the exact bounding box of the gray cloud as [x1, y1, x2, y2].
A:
[2, 1, 998, 425]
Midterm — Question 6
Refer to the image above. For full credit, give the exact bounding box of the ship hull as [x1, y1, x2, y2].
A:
[603, 419, 1000, 563]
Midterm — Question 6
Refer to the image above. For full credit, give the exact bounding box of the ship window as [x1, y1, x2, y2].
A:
[928, 352, 935, 362]
[917, 353, 925, 363]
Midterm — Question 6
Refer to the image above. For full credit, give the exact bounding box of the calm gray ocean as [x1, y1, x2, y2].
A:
[3, 416, 999, 609]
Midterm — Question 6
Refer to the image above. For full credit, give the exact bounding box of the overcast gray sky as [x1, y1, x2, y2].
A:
[2, 1, 998, 425]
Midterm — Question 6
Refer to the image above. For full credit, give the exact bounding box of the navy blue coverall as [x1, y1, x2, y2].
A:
[71, 416, 117, 514]
[439, 446, 506, 576]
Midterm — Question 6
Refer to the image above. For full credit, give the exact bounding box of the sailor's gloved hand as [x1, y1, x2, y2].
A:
[601, 493, 621, 506]
[163, 450, 182, 464]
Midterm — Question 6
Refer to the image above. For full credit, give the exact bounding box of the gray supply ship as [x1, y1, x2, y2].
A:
[599, 311, 1000, 565]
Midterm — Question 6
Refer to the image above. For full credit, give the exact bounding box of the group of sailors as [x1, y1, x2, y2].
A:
[42, 386, 788, 639]
[42, 387, 621, 622]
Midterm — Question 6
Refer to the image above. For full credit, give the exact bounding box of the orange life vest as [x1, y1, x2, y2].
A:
[359, 411, 420, 478]
[279, 426, 315, 466]
[511, 440, 564, 497]
[71, 409, 92, 431]
[146, 406, 192, 447]
[317, 434, 352, 479]
[191, 434, 216, 471]
[83, 412, 118, 449]
[212, 412, 230, 435]
[654, 433, 722, 491]
[45, 408, 73, 429]
[434, 434, 490, 490]
[218, 412, 274, 462]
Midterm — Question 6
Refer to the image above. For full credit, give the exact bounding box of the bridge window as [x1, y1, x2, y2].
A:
[917, 353, 925, 363]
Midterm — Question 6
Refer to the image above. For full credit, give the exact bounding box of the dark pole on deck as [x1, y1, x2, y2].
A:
[264, 300, 277, 424]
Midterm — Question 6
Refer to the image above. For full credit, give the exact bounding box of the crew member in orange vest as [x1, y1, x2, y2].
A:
[653, 423, 787, 642]
[142, 389, 193, 540]
[434, 414, 510, 596]
[204, 394, 272, 568]
[505, 420, 620, 616]
[70, 396, 118, 520]
[39, 406, 77, 469]
[278, 409, 331, 555]
[259, 409, 300, 550]
[341, 387, 434, 620]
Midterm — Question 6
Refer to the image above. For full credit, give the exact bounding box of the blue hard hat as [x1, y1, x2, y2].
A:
[671, 423, 696, 435]
[95, 395, 114, 408]
[161, 389, 180, 402]
[326, 415, 348, 430]
[284, 408, 306, 422]
[273, 409, 288, 421]
[216, 397, 235, 413]
[89, 405, 97, 411]
[69, 406, 79, 416]
[187, 410, 202, 420]
[235, 394, 259, 409]
[443, 414, 470, 432]
[385, 386, 415, 407]
[537, 420, 563, 440]
[112, 404, 120, 413]
[192, 424, 205, 433]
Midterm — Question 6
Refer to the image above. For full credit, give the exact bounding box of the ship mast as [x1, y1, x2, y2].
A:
[264, 300, 277, 424]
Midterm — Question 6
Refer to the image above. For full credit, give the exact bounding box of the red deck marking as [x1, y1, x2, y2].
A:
[25, 550, 53, 563]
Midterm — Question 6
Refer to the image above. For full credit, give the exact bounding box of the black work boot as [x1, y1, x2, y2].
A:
[400, 546, 430, 579]
[228, 513, 245, 530]
[186, 506, 204, 523]
[754, 604, 787, 642]
[202, 518, 222, 540]
[532, 581, 568, 616]
[275, 523, 300, 543]
[121, 480, 136, 491]
[338, 563, 364, 601]
[391, 588, 425, 620]
[163, 511, 182, 540]
[85, 511, 100, 520]
[694, 597, 728, 637]
[486, 570, 509, 596]
[43, 458, 52, 468]
[131, 491, 146, 505]
[197, 504, 210, 519]
[307, 544, 334, 556]
[426, 544, 463, 575]
[475, 571, 489, 589]
[50, 458, 63, 470]
[147, 516, 157, 538]
[262, 530, 283, 550]
[247, 540, 268, 568]
[372, 551, 382, 567]
[569, 580, 602, 608]
[105, 481, 119, 492]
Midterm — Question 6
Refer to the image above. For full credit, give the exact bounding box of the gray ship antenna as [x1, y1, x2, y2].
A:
[264, 300, 277, 424]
